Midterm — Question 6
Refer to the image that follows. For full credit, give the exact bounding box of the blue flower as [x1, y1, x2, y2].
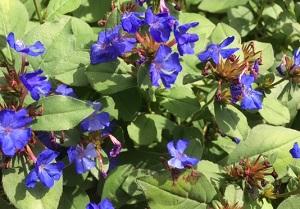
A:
[6, 32, 45, 56]
[26, 149, 64, 188]
[20, 69, 51, 101]
[90, 25, 137, 64]
[81, 102, 110, 132]
[174, 22, 199, 56]
[198, 36, 239, 64]
[67, 143, 98, 174]
[230, 74, 263, 110]
[167, 139, 199, 169]
[290, 142, 300, 159]
[86, 198, 115, 209]
[149, 45, 182, 88]
[0, 109, 32, 156]
[121, 12, 144, 34]
[55, 84, 76, 97]
[145, 8, 175, 42]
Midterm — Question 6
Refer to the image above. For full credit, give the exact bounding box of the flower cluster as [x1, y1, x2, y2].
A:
[90, 7, 199, 89]
[228, 155, 278, 189]
[199, 38, 264, 110]
[0, 33, 121, 192]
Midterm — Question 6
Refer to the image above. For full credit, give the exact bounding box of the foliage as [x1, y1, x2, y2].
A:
[0, 0, 300, 209]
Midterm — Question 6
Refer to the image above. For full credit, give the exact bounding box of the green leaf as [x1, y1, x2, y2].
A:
[32, 95, 94, 131]
[127, 114, 176, 145]
[228, 6, 256, 37]
[0, 0, 29, 61]
[85, 59, 136, 95]
[24, 16, 94, 86]
[198, 0, 249, 13]
[277, 195, 300, 209]
[57, 187, 89, 209]
[101, 165, 135, 208]
[137, 170, 216, 209]
[3, 156, 63, 209]
[224, 184, 243, 207]
[244, 198, 273, 209]
[46, 0, 82, 20]
[0, 198, 16, 209]
[213, 103, 249, 140]
[112, 88, 142, 121]
[156, 86, 200, 120]
[100, 96, 119, 119]
[259, 97, 290, 125]
[262, 3, 283, 20]
[196, 160, 225, 189]
[225, 124, 300, 177]
[73, 0, 111, 23]
[245, 41, 274, 73]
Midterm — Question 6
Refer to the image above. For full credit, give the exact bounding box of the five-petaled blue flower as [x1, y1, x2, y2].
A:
[86, 198, 115, 209]
[7, 32, 45, 56]
[67, 143, 98, 174]
[230, 74, 263, 110]
[145, 8, 175, 43]
[174, 22, 199, 56]
[167, 139, 199, 169]
[26, 149, 64, 188]
[90, 25, 137, 64]
[198, 36, 239, 64]
[121, 12, 144, 34]
[290, 142, 300, 159]
[55, 84, 76, 97]
[20, 69, 51, 101]
[81, 102, 110, 132]
[0, 109, 32, 156]
[149, 45, 182, 88]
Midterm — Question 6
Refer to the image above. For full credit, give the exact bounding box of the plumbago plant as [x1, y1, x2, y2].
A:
[1, 0, 300, 209]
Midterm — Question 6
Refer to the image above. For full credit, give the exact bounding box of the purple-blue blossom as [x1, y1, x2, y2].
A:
[198, 36, 239, 64]
[121, 12, 144, 34]
[149, 45, 182, 88]
[7, 32, 45, 56]
[174, 22, 199, 56]
[81, 102, 110, 132]
[86, 198, 115, 209]
[230, 74, 263, 110]
[55, 84, 76, 97]
[0, 109, 32, 156]
[67, 143, 98, 174]
[167, 139, 199, 169]
[26, 149, 64, 188]
[90, 25, 136, 64]
[20, 69, 51, 101]
[145, 8, 175, 43]
[290, 142, 300, 159]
